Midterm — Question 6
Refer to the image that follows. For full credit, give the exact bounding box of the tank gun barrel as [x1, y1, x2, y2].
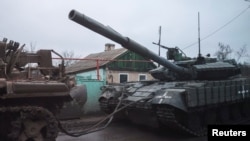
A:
[68, 9, 190, 75]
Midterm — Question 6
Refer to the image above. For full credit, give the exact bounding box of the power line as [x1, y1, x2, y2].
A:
[182, 5, 250, 50]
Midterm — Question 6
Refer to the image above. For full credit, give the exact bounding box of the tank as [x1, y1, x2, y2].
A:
[0, 38, 87, 141]
[68, 9, 250, 136]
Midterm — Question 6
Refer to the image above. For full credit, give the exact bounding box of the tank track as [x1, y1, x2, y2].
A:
[100, 97, 250, 136]
[0, 106, 58, 141]
[99, 99, 112, 114]
[100, 100, 207, 136]
[99, 98, 119, 114]
[155, 101, 250, 136]
[156, 105, 206, 136]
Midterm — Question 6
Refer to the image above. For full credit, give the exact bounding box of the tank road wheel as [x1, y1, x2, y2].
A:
[218, 106, 231, 124]
[186, 112, 206, 136]
[204, 109, 217, 125]
[230, 103, 242, 121]
[18, 119, 47, 141]
[99, 97, 114, 114]
[241, 100, 250, 118]
[8, 107, 58, 141]
[187, 113, 201, 131]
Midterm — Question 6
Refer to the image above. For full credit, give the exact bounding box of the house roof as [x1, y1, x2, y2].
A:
[66, 48, 127, 74]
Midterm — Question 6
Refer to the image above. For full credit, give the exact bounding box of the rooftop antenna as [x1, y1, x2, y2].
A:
[196, 12, 206, 64]
[198, 12, 201, 57]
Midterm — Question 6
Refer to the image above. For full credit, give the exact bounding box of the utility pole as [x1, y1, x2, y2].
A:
[152, 26, 162, 67]
[158, 26, 162, 57]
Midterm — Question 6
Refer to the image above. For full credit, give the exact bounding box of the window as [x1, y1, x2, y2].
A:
[119, 73, 128, 83]
[139, 74, 146, 81]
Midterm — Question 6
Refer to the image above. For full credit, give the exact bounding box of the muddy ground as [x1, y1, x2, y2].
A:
[57, 117, 207, 141]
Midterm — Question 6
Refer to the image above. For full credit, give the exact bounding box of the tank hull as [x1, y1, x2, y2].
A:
[99, 77, 250, 136]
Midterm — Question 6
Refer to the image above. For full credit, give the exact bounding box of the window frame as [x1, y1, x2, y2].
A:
[119, 73, 129, 83]
[138, 74, 147, 81]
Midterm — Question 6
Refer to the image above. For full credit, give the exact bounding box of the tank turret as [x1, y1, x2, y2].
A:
[68, 9, 240, 81]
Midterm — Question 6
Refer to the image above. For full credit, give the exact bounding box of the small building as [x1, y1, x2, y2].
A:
[66, 43, 157, 114]
[67, 43, 156, 83]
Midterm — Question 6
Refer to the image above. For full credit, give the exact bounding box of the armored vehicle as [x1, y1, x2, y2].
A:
[0, 38, 87, 141]
[68, 9, 250, 136]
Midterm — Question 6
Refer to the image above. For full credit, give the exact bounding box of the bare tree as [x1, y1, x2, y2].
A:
[61, 50, 79, 67]
[214, 43, 233, 61]
[29, 42, 36, 53]
[235, 44, 249, 63]
[24, 42, 36, 53]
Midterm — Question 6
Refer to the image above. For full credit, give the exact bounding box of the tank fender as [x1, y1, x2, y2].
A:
[70, 85, 87, 106]
[99, 85, 124, 100]
[152, 89, 187, 112]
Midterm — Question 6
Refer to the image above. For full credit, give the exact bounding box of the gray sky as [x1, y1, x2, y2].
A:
[1, 0, 249, 62]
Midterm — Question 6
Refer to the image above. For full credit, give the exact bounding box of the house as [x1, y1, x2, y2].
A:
[66, 43, 157, 84]
[65, 43, 157, 114]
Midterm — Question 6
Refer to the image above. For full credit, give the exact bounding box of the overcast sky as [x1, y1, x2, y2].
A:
[1, 0, 249, 62]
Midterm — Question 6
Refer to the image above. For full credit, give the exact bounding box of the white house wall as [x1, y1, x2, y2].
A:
[76, 68, 106, 82]
[106, 70, 155, 84]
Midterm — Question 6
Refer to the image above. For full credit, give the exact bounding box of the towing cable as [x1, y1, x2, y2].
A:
[57, 94, 152, 137]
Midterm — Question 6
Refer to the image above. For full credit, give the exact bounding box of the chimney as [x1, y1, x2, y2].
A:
[105, 43, 115, 51]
